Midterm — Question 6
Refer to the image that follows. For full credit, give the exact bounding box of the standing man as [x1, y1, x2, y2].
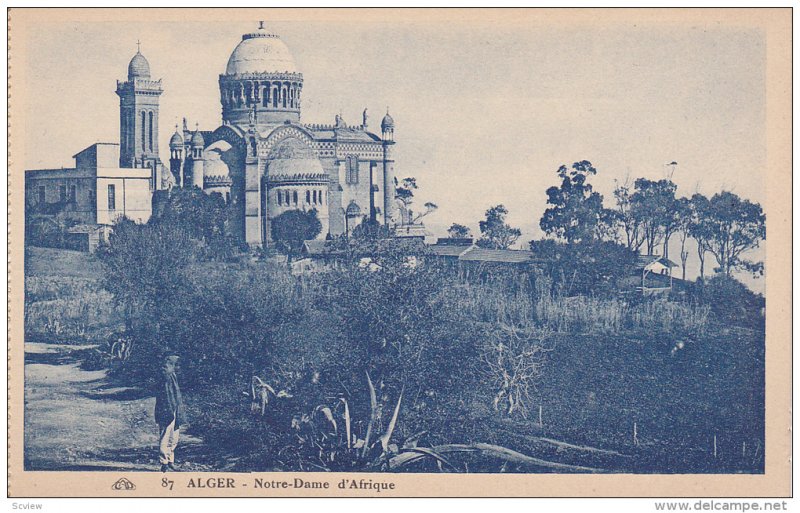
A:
[155, 354, 187, 472]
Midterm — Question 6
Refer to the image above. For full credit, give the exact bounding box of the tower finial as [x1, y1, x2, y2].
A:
[258, 20, 265, 30]
[136, 39, 141, 53]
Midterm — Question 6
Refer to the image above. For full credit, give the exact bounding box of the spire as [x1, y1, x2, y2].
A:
[136, 39, 141, 53]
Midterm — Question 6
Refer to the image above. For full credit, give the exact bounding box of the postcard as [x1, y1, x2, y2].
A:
[8, 7, 791, 497]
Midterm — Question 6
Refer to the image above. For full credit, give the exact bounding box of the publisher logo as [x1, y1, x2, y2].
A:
[112, 477, 136, 491]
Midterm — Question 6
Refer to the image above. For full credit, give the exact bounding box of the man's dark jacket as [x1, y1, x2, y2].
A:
[155, 371, 187, 428]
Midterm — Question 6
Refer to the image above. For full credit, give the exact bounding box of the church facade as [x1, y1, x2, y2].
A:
[134, 23, 400, 246]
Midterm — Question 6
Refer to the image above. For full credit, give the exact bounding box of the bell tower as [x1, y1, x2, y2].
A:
[116, 42, 163, 170]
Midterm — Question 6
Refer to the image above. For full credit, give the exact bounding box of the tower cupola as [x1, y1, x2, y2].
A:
[127, 49, 151, 80]
[169, 126, 184, 149]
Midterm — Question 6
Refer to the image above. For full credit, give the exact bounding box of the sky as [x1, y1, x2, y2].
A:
[22, 18, 767, 291]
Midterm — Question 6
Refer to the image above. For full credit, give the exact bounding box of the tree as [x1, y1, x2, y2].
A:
[674, 197, 692, 281]
[612, 179, 646, 252]
[630, 178, 677, 256]
[529, 238, 638, 296]
[540, 160, 608, 244]
[447, 223, 472, 239]
[701, 192, 766, 277]
[688, 193, 712, 279]
[97, 218, 203, 331]
[394, 177, 438, 224]
[351, 217, 389, 240]
[271, 209, 323, 257]
[478, 205, 521, 249]
[150, 187, 240, 260]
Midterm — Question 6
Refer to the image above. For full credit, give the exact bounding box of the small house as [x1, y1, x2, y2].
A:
[635, 254, 679, 294]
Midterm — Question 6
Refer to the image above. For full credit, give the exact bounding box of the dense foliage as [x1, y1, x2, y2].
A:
[30, 165, 764, 474]
[270, 209, 323, 256]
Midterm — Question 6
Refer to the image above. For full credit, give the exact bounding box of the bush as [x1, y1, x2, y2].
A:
[529, 239, 638, 297]
[688, 275, 765, 330]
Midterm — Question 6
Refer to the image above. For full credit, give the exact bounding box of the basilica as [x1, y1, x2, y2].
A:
[123, 22, 400, 246]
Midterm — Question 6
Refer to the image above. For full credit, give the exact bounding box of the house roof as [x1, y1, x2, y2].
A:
[429, 244, 471, 258]
[458, 246, 535, 264]
[301, 239, 336, 256]
[636, 254, 679, 269]
[301, 238, 535, 265]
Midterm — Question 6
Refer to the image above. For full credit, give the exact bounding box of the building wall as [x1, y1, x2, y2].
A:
[266, 184, 329, 238]
[75, 143, 120, 169]
[25, 169, 98, 225]
[96, 169, 153, 224]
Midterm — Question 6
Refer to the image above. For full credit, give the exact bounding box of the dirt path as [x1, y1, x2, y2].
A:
[24, 342, 210, 471]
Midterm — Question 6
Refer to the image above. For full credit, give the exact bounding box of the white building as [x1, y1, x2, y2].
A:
[25, 142, 153, 250]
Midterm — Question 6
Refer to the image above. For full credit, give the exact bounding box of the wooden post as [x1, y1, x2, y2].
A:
[633, 422, 639, 446]
[713, 435, 717, 458]
[538, 405, 543, 428]
[742, 441, 746, 458]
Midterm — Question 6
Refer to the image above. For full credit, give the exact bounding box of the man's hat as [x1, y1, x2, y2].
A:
[163, 355, 180, 364]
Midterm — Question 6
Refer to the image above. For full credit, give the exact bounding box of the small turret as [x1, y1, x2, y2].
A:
[191, 127, 205, 152]
[381, 108, 394, 142]
[188, 124, 205, 189]
[381, 108, 396, 227]
[168, 125, 184, 187]
[169, 126, 183, 152]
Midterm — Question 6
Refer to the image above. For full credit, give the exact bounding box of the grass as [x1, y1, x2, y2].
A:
[24, 246, 120, 342]
[452, 279, 710, 336]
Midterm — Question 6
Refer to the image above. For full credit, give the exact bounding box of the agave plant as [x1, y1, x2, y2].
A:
[283, 372, 604, 473]
[247, 375, 292, 416]
[288, 371, 407, 471]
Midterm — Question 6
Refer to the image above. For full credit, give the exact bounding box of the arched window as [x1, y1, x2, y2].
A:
[272, 88, 278, 108]
[277, 190, 283, 206]
[346, 155, 359, 184]
[148, 112, 154, 151]
[306, 190, 311, 204]
[312, 190, 317, 204]
[293, 191, 298, 205]
[263, 84, 269, 107]
[141, 111, 146, 152]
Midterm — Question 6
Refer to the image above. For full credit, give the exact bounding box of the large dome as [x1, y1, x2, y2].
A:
[266, 138, 323, 177]
[225, 26, 298, 75]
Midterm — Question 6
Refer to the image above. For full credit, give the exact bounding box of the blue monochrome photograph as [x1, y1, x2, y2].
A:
[22, 14, 768, 477]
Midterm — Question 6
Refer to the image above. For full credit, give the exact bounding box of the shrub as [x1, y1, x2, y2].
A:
[688, 275, 764, 330]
